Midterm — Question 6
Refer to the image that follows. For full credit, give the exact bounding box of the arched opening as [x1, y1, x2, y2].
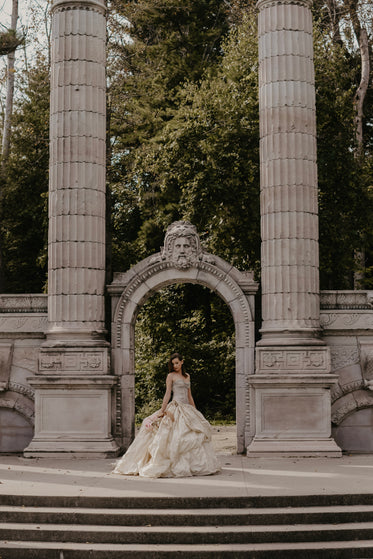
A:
[134, 283, 236, 452]
[333, 407, 373, 453]
[0, 394, 34, 453]
[109, 224, 258, 454]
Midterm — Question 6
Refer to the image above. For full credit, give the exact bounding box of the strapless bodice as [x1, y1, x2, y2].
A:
[172, 377, 190, 405]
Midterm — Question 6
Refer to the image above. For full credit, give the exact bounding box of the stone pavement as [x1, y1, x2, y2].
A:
[0, 453, 373, 500]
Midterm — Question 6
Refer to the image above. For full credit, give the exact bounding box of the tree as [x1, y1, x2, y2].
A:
[107, 0, 232, 271]
[135, 284, 235, 421]
[1, 0, 20, 169]
[0, 57, 49, 292]
[134, 12, 260, 270]
[312, 0, 373, 287]
[313, 6, 373, 288]
[108, 7, 260, 272]
[0, 29, 24, 56]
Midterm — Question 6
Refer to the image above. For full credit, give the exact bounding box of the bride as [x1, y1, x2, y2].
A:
[113, 352, 219, 478]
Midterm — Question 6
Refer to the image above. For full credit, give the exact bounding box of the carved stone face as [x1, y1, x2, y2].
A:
[161, 221, 201, 269]
[172, 236, 193, 268]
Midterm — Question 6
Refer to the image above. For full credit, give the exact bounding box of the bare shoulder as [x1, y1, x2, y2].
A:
[185, 373, 190, 380]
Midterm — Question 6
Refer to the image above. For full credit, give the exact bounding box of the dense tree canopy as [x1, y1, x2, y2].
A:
[0, 58, 49, 292]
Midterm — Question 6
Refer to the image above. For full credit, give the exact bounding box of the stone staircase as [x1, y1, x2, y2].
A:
[1, 494, 373, 557]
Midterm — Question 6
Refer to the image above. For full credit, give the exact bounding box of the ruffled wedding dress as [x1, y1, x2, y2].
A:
[113, 377, 219, 478]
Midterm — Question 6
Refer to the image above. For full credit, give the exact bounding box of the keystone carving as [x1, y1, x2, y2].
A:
[151, 221, 215, 269]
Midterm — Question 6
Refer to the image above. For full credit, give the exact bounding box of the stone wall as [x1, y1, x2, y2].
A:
[0, 295, 47, 451]
[0, 291, 372, 453]
[320, 291, 373, 452]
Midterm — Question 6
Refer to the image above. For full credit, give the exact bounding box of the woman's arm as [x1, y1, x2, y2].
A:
[158, 373, 173, 415]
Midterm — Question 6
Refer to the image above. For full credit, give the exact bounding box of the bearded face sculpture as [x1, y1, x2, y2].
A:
[161, 221, 201, 269]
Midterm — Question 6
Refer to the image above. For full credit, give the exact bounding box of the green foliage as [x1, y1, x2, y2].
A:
[314, 24, 373, 288]
[109, 9, 260, 273]
[135, 284, 235, 422]
[0, 29, 24, 56]
[107, 0, 232, 270]
[0, 57, 49, 292]
[142, 13, 260, 271]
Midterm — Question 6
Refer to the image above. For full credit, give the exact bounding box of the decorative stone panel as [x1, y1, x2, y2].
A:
[38, 347, 110, 374]
[256, 346, 330, 374]
[321, 290, 373, 310]
[320, 311, 373, 330]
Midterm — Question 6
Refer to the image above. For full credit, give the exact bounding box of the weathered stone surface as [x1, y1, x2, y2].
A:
[0, 407, 33, 452]
[256, 346, 330, 374]
[25, 0, 119, 457]
[321, 311, 373, 330]
[0, 343, 13, 391]
[320, 290, 373, 310]
[247, 374, 340, 457]
[333, 407, 373, 453]
[258, 0, 319, 337]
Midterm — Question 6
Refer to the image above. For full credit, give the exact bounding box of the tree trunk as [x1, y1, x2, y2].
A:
[346, 0, 371, 288]
[1, 0, 19, 169]
[353, 27, 370, 160]
[0, 0, 19, 291]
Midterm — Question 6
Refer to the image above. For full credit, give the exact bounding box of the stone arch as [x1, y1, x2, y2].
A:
[109, 223, 258, 454]
[0, 389, 34, 426]
[0, 389, 34, 452]
[332, 389, 373, 453]
[332, 388, 373, 427]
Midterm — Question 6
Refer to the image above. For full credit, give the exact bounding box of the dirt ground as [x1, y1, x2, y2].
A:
[211, 424, 237, 454]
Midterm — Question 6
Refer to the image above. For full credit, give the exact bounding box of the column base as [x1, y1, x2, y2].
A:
[24, 438, 120, 459]
[247, 438, 342, 457]
[25, 375, 120, 458]
[248, 350, 342, 457]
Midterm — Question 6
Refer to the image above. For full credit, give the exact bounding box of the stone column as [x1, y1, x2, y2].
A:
[248, 0, 341, 456]
[24, 0, 118, 457]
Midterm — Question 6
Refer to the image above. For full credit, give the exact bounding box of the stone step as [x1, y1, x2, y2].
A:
[2, 492, 373, 509]
[1, 540, 373, 558]
[1, 521, 373, 545]
[2, 504, 373, 526]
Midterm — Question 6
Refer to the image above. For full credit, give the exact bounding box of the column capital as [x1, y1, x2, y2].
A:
[51, 0, 106, 15]
[257, 0, 312, 10]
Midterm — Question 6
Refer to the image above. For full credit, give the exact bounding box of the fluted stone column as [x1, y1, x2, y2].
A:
[48, 0, 106, 339]
[259, 0, 319, 342]
[248, 0, 341, 456]
[24, 0, 118, 457]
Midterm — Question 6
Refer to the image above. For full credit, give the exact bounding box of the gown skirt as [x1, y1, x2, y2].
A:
[113, 399, 219, 478]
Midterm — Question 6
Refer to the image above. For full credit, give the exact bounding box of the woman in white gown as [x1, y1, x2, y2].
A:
[113, 353, 219, 478]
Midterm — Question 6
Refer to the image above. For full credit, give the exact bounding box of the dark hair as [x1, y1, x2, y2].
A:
[168, 352, 187, 377]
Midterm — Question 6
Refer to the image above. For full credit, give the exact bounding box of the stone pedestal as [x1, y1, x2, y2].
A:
[249, 0, 341, 457]
[24, 0, 119, 457]
[248, 346, 340, 456]
[24, 374, 118, 458]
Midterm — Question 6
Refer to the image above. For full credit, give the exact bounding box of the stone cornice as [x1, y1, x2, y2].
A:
[0, 295, 47, 313]
[320, 290, 373, 310]
[257, 0, 312, 9]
